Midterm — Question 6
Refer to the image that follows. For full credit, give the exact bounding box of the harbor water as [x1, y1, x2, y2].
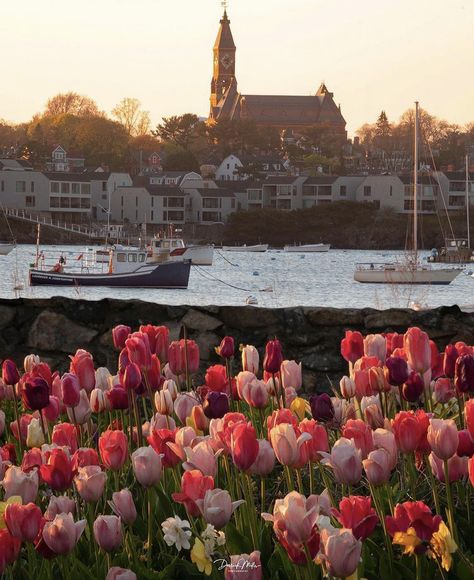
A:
[1, 244, 473, 310]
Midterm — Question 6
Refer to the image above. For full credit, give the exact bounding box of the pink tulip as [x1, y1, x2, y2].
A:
[465, 399, 474, 440]
[320, 437, 362, 485]
[270, 423, 311, 467]
[109, 489, 137, 525]
[1, 465, 38, 503]
[298, 418, 329, 462]
[74, 465, 107, 503]
[429, 452, 468, 483]
[52, 422, 78, 453]
[236, 371, 256, 399]
[174, 393, 199, 424]
[404, 327, 431, 374]
[183, 440, 218, 477]
[42, 396, 60, 423]
[126, 332, 152, 370]
[43, 513, 86, 555]
[373, 428, 398, 470]
[99, 430, 128, 471]
[44, 495, 76, 519]
[241, 378, 269, 409]
[342, 419, 374, 460]
[340, 376, 356, 399]
[329, 398, 356, 430]
[225, 551, 262, 580]
[155, 390, 173, 415]
[70, 350, 96, 392]
[131, 446, 163, 487]
[196, 488, 244, 529]
[427, 418, 459, 460]
[249, 439, 276, 475]
[364, 334, 386, 362]
[112, 325, 131, 350]
[5, 502, 42, 542]
[93, 515, 122, 552]
[168, 339, 200, 375]
[281, 360, 302, 391]
[433, 377, 455, 404]
[107, 568, 137, 580]
[320, 528, 362, 578]
[242, 345, 259, 374]
[67, 389, 91, 425]
[363, 448, 392, 485]
[90, 388, 108, 413]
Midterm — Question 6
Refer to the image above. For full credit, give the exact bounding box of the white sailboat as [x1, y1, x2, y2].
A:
[354, 101, 461, 285]
[222, 244, 268, 252]
[284, 243, 330, 253]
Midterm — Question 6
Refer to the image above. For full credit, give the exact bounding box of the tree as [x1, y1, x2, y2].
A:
[161, 143, 200, 172]
[112, 97, 151, 137]
[153, 114, 202, 150]
[44, 92, 101, 117]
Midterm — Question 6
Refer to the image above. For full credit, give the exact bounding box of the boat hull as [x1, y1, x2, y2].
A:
[284, 244, 330, 253]
[222, 244, 268, 253]
[169, 246, 214, 266]
[0, 243, 15, 256]
[29, 261, 191, 288]
[354, 267, 461, 285]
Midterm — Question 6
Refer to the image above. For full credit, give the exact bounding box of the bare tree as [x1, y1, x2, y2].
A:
[111, 97, 151, 137]
[44, 92, 101, 117]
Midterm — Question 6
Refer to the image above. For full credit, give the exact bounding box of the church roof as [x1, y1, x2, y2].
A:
[213, 11, 235, 50]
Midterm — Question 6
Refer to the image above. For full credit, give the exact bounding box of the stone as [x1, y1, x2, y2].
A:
[364, 309, 415, 329]
[181, 309, 223, 332]
[194, 332, 220, 362]
[0, 305, 15, 329]
[220, 306, 281, 330]
[27, 311, 99, 353]
[305, 308, 364, 327]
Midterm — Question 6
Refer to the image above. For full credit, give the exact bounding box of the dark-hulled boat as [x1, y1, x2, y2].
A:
[29, 247, 191, 288]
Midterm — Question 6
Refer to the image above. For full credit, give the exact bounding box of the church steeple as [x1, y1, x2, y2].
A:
[210, 8, 237, 111]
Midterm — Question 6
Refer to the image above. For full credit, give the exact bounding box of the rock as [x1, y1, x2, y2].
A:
[364, 309, 415, 329]
[181, 309, 223, 332]
[305, 308, 365, 327]
[27, 311, 99, 353]
[194, 332, 220, 361]
[0, 305, 15, 329]
[220, 307, 281, 330]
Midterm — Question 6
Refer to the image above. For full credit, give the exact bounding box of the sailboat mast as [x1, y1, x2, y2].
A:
[413, 101, 419, 261]
[466, 154, 471, 249]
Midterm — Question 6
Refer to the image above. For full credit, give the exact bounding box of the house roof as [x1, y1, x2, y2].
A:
[443, 171, 474, 181]
[263, 176, 299, 184]
[0, 159, 33, 170]
[398, 174, 440, 186]
[303, 176, 338, 185]
[197, 188, 236, 198]
[43, 172, 92, 182]
[146, 185, 185, 197]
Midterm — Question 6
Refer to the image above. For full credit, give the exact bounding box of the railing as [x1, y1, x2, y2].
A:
[4, 208, 94, 237]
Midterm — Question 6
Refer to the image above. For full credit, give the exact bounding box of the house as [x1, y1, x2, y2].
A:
[262, 176, 306, 210]
[215, 155, 243, 181]
[435, 171, 474, 211]
[47, 146, 85, 172]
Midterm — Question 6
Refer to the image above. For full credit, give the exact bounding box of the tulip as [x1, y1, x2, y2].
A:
[0, 410, 4, 438]
[123, 363, 142, 391]
[1, 465, 38, 503]
[203, 391, 229, 419]
[342, 419, 374, 460]
[182, 440, 218, 477]
[5, 502, 42, 542]
[281, 360, 302, 390]
[310, 393, 334, 423]
[392, 410, 428, 454]
[443, 344, 459, 379]
[225, 551, 262, 580]
[364, 334, 386, 362]
[385, 356, 409, 386]
[469, 456, 474, 487]
[364, 403, 384, 430]
[231, 422, 259, 471]
[99, 430, 128, 471]
[404, 327, 431, 374]
[196, 488, 244, 529]
[131, 446, 163, 487]
[455, 354, 474, 393]
[266, 408, 298, 432]
[340, 376, 356, 399]
[74, 465, 107, 503]
[20, 375, 49, 411]
[168, 339, 200, 375]
[42, 513, 86, 555]
[249, 439, 276, 475]
[67, 390, 91, 425]
[10, 413, 34, 444]
[163, 379, 178, 400]
[242, 345, 259, 374]
[155, 389, 174, 415]
[154, 326, 170, 362]
[298, 418, 329, 462]
[332, 495, 378, 540]
[270, 423, 311, 467]
[427, 419, 459, 460]
[71, 447, 100, 473]
[109, 489, 137, 525]
[320, 528, 362, 578]
[189, 405, 209, 434]
[2, 360, 20, 386]
[174, 393, 199, 424]
[93, 515, 122, 552]
[373, 428, 398, 469]
[386, 500, 442, 545]
[0, 529, 21, 574]
[25, 417, 44, 448]
[457, 429, 474, 458]
[112, 325, 131, 350]
[126, 332, 152, 370]
[24, 354, 40, 373]
[320, 437, 362, 485]
[52, 422, 78, 453]
[40, 448, 74, 492]
[61, 373, 81, 407]
[44, 495, 76, 519]
[106, 385, 129, 410]
[217, 336, 234, 359]
[402, 371, 424, 402]
[148, 427, 181, 467]
[206, 365, 229, 393]
[433, 377, 455, 404]
[90, 388, 108, 413]
[429, 452, 468, 483]
[341, 331, 364, 364]
[42, 395, 60, 423]
[172, 470, 215, 516]
[464, 399, 474, 440]
[363, 448, 392, 486]
[70, 350, 96, 392]
[263, 339, 283, 374]
[107, 567, 137, 580]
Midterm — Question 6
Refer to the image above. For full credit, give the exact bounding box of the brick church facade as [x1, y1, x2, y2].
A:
[208, 10, 347, 141]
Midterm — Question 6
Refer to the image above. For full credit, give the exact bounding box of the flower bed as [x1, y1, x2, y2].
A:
[0, 323, 473, 579]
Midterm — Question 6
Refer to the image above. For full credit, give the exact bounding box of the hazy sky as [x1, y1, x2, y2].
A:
[1, 0, 473, 135]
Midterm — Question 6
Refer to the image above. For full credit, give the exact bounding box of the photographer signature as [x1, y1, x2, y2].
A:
[213, 558, 259, 572]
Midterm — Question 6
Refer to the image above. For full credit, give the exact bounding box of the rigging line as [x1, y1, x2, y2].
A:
[0, 201, 15, 242]
[191, 264, 267, 293]
[215, 249, 239, 267]
[420, 134, 447, 242]
[425, 138, 455, 240]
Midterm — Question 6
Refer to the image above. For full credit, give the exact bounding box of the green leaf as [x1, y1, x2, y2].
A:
[225, 522, 253, 555]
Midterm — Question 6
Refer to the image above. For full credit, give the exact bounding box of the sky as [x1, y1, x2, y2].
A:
[0, 0, 473, 136]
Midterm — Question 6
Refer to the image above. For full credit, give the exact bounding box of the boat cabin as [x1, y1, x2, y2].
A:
[110, 248, 148, 273]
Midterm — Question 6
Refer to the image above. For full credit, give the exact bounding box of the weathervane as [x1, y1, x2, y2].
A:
[221, 0, 228, 12]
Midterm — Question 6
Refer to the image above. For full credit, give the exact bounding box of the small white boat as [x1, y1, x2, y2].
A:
[222, 244, 268, 253]
[284, 243, 330, 253]
[354, 262, 461, 285]
[148, 237, 214, 266]
[0, 242, 15, 255]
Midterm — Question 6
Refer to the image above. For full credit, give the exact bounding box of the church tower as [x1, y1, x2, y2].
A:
[210, 10, 237, 111]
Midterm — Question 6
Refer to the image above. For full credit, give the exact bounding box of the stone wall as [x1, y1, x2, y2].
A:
[0, 298, 473, 391]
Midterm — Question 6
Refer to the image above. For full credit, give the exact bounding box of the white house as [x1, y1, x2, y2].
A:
[215, 155, 244, 181]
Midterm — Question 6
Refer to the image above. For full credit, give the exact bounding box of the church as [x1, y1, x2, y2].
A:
[208, 10, 347, 141]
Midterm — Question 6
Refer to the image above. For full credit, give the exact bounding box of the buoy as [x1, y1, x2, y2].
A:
[246, 296, 258, 305]
[253, 271, 259, 276]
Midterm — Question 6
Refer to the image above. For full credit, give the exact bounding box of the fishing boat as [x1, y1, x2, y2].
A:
[0, 242, 15, 255]
[222, 244, 268, 253]
[284, 243, 330, 253]
[354, 102, 461, 286]
[148, 236, 214, 266]
[29, 247, 191, 288]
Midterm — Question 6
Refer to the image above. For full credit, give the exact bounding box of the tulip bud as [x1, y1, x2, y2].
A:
[402, 371, 424, 402]
[427, 418, 459, 460]
[163, 379, 178, 401]
[132, 446, 163, 487]
[74, 465, 107, 503]
[217, 336, 234, 359]
[123, 363, 142, 391]
[106, 386, 129, 410]
[249, 439, 275, 475]
[457, 429, 474, 458]
[5, 502, 43, 542]
[454, 354, 474, 394]
[443, 344, 459, 379]
[341, 331, 364, 364]
[155, 389, 173, 415]
[93, 515, 122, 552]
[90, 388, 109, 413]
[109, 489, 137, 525]
[385, 356, 409, 386]
[107, 568, 137, 580]
[61, 373, 81, 407]
[26, 418, 45, 448]
[340, 376, 356, 399]
[263, 339, 283, 374]
[95, 367, 112, 391]
[242, 345, 259, 374]
[174, 393, 199, 424]
[433, 377, 455, 404]
[0, 410, 5, 437]
[67, 390, 91, 425]
[2, 360, 20, 386]
[21, 376, 50, 411]
[203, 392, 229, 419]
[112, 325, 131, 350]
[310, 393, 335, 423]
[24, 354, 40, 374]
[280, 360, 302, 391]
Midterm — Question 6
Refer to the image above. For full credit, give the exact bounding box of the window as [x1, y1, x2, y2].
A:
[61, 183, 70, 194]
[26, 196, 35, 207]
[30, 182, 35, 193]
[277, 199, 291, 210]
[339, 185, 346, 196]
[16, 180, 26, 193]
[117, 253, 126, 262]
[101, 194, 107, 200]
[102, 181, 107, 192]
[248, 189, 262, 201]
[121, 196, 124, 207]
[81, 183, 90, 195]
[318, 186, 331, 196]
[226, 164, 230, 170]
[51, 182, 60, 193]
[139, 254, 146, 262]
[72, 183, 80, 194]
[202, 211, 220, 222]
[50, 197, 60, 208]
[363, 186, 371, 197]
[389, 185, 393, 196]
[128, 253, 137, 262]
[163, 210, 184, 221]
[80, 198, 90, 208]
[203, 198, 219, 208]
[167, 197, 184, 208]
[135, 210, 138, 220]
[449, 196, 465, 207]
[151, 197, 154, 207]
[60, 197, 70, 208]
[421, 200, 435, 211]
[135, 197, 138, 207]
[303, 186, 316, 196]
[71, 198, 80, 208]
[151, 210, 154, 221]
[231, 198, 235, 209]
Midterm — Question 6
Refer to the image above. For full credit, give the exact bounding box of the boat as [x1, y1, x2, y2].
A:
[29, 247, 191, 288]
[354, 101, 461, 286]
[222, 244, 268, 252]
[148, 236, 214, 266]
[284, 243, 330, 253]
[0, 242, 15, 255]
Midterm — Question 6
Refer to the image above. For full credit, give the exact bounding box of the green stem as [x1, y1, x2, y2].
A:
[11, 387, 24, 456]
[443, 459, 458, 543]
[147, 487, 153, 568]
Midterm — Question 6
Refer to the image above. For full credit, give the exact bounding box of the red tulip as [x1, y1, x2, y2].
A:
[205, 365, 229, 393]
[70, 350, 96, 392]
[71, 447, 100, 473]
[147, 428, 181, 468]
[52, 422, 78, 453]
[263, 339, 283, 374]
[331, 496, 378, 540]
[40, 448, 74, 491]
[466, 399, 474, 440]
[392, 410, 429, 454]
[342, 419, 374, 460]
[155, 326, 170, 362]
[341, 331, 364, 364]
[146, 354, 163, 391]
[385, 501, 441, 547]
[457, 429, 474, 457]
[231, 422, 259, 471]
[168, 339, 200, 375]
[218, 412, 247, 452]
[404, 327, 431, 374]
[443, 344, 459, 379]
[10, 413, 34, 444]
[402, 371, 424, 402]
[60, 373, 81, 407]
[106, 385, 129, 410]
[125, 332, 152, 369]
[298, 418, 329, 462]
[5, 502, 42, 542]
[172, 469, 215, 516]
[99, 430, 128, 471]
[122, 363, 142, 391]
[469, 456, 474, 487]
[455, 354, 474, 393]
[2, 360, 20, 386]
[386, 332, 404, 356]
[217, 336, 234, 359]
[433, 377, 455, 404]
[21, 448, 43, 473]
[112, 325, 131, 350]
[0, 529, 21, 574]
[42, 396, 60, 422]
[266, 408, 298, 434]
